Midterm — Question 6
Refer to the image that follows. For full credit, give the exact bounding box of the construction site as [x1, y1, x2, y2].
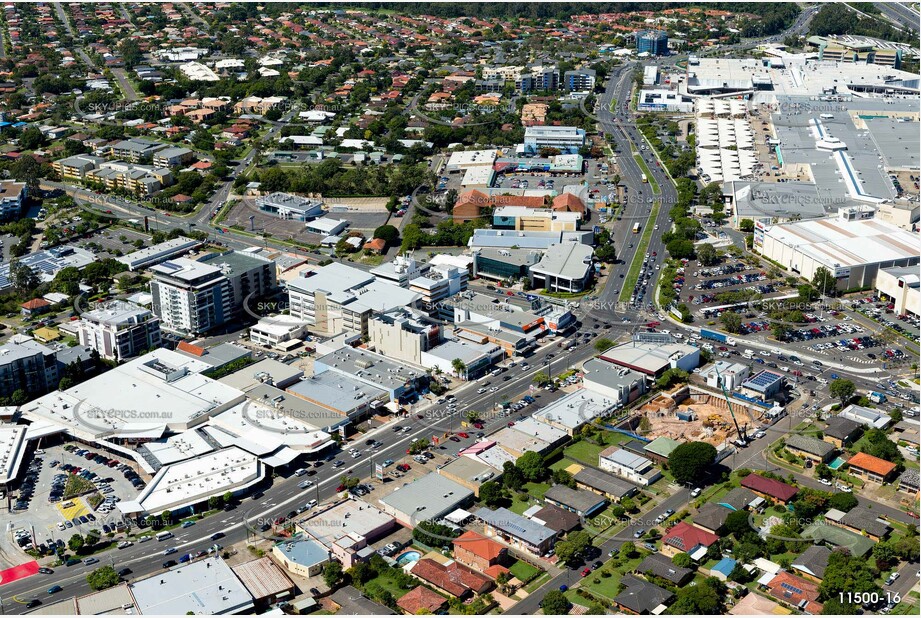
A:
[636, 384, 762, 446]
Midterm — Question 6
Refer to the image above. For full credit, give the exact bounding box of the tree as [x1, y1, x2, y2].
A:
[594, 243, 616, 263]
[672, 552, 693, 568]
[666, 239, 695, 260]
[531, 371, 550, 386]
[739, 219, 755, 233]
[18, 126, 45, 150]
[479, 481, 506, 507]
[720, 311, 743, 334]
[828, 492, 858, 512]
[668, 442, 717, 486]
[554, 530, 592, 567]
[373, 224, 400, 246]
[656, 368, 688, 390]
[856, 428, 902, 463]
[450, 358, 466, 378]
[696, 243, 718, 266]
[502, 461, 524, 491]
[408, 439, 430, 455]
[541, 590, 571, 615]
[68, 533, 85, 552]
[829, 379, 856, 407]
[516, 451, 545, 482]
[818, 549, 881, 601]
[322, 561, 344, 588]
[9, 260, 39, 295]
[815, 462, 832, 480]
[552, 469, 576, 488]
[812, 267, 837, 297]
[667, 577, 723, 614]
[725, 510, 754, 539]
[594, 338, 614, 353]
[87, 566, 120, 591]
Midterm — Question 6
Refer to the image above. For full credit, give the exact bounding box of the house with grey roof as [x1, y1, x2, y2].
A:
[475, 506, 558, 556]
[635, 553, 693, 585]
[822, 416, 863, 448]
[573, 467, 638, 501]
[718, 486, 762, 511]
[693, 502, 731, 534]
[784, 434, 835, 463]
[613, 575, 674, 614]
[834, 505, 891, 541]
[791, 545, 832, 582]
[543, 484, 607, 517]
[898, 469, 919, 495]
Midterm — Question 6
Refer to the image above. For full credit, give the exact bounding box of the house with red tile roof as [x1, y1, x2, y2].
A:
[21, 298, 51, 316]
[453, 190, 546, 222]
[409, 558, 492, 599]
[396, 586, 447, 615]
[661, 521, 719, 560]
[741, 474, 799, 503]
[453, 530, 508, 572]
[766, 571, 824, 614]
[551, 193, 586, 214]
[846, 452, 897, 483]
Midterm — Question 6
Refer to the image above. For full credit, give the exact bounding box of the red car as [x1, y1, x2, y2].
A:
[651, 251, 657, 256]
[457, 432, 469, 439]
[473, 422, 483, 429]
[581, 567, 592, 577]
[507, 422, 515, 427]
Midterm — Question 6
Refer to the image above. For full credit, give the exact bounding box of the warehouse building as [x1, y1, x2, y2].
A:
[756, 212, 919, 290]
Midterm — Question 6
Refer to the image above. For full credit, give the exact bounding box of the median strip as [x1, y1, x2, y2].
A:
[632, 152, 661, 195]
[619, 199, 660, 303]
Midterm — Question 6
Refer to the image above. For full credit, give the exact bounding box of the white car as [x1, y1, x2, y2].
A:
[818, 478, 832, 486]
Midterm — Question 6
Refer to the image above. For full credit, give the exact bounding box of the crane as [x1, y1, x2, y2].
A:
[712, 362, 748, 444]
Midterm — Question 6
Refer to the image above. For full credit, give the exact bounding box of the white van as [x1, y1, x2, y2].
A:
[742, 350, 755, 359]
[294, 468, 308, 477]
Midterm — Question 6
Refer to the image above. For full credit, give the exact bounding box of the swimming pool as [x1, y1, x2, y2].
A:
[396, 550, 421, 565]
[829, 456, 846, 470]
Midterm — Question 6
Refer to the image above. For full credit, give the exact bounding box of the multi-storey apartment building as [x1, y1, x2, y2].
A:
[77, 301, 162, 361]
[150, 258, 232, 335]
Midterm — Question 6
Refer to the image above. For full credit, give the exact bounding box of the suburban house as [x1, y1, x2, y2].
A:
[452, 530, 508, 572]
[613, 575, 674, 614]
[846, 452, 897, 483]
[693, 502, 731, 534]
[598, 446, 662, 486]
[784, 434, 836, 464]
[791, 545, 832, 582]
[397, 586, 447, 615]
[661, 521, 720, 561]
[635, 553, 693, 586]
[409, 558, 492, 599]
[765, 571, 824, 614]
[741, 474, 799, 503]
[475, 507, 558, 556]
[822, 416, 862, 448]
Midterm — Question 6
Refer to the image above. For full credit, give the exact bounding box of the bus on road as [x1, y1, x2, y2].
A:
[632, 223, 640, 234]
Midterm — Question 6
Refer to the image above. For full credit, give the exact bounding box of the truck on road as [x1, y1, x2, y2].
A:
[869, 391, 887, 404]
[641, 173, 648, 183]
[700, 328, 737, 347]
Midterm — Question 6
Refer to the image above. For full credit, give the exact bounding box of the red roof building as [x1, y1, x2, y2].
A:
[396, 586, 447, 615]
[21, 298, 51, 314]
[661, 521, 719, 557]
[453, 530, 508, 571]
[741, 474, 799, 503]
[551, 193, 586, 214]
[410, 558, 492, 599]
[846, 452, 897, 483]
[766, 571, 824, 614]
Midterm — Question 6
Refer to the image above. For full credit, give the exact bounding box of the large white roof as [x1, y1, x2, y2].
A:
[764, 216, 919, 268]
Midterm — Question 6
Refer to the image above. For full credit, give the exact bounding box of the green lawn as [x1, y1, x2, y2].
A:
[524, 571, 552, 593]
[580, 554, 643, 602]
[63, 474, 96, 499]
[563, 433, 634, 465]
[509, 560, 541, 583]
[509, 482, 551, 514]
[363, 572, 413, 600]
[619, 199, 661, 303]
